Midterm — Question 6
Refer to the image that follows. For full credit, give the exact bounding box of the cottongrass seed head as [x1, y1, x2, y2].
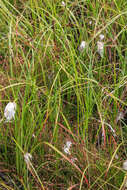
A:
[97, 41, 104, 57]
[4, 102, 16, 122]
[63, 141, 72, 155]
[89, 20, 92, 25]
[61, 1, 65, 6]
[99, 34, 104, 41]
[78, 41, 86, 52]
[123, 160, 127, 171]
[24, 153, 32, 166]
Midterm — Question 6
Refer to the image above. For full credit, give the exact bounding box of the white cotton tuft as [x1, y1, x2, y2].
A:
[99, 34, 104, 40]
[66, 141, 72, 148]
[123, 160, 127, 170]
[97, 41, 104, 57]
[89, 20, 92, 25]
[4, 102, 16, 122]
[63, 141, 72, 155]
[78, 41, 86, 52]
[61, 1, 65, 6]
[24, 153, 32, 165]
[115, 154, 119, 159]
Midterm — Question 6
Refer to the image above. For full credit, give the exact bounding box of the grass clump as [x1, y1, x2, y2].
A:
[0, 0, 127, 189]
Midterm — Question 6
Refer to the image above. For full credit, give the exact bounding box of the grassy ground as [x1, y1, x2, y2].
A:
[0, 0, 127, 189]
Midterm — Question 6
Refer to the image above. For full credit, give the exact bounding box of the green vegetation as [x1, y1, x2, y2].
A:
[0, 0, 127, 189]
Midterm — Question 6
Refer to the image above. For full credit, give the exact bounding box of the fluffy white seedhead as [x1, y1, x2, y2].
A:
[66, 141, 72, 148]
[4, 102, 16, 122]
[97, 41, 104, 57]
[32, 133, 36, 138]
[63, 141, 72, 155]
[99, 34, 104, 40]
[24, 153, 32, 165]
[123, 160, 127, 170]
[78, 41, 86, 52]
[89, 20, 92, 25]
[115, 154, 119, 159]
[64, 147, 71, 155]
[61, 1, 65, 6]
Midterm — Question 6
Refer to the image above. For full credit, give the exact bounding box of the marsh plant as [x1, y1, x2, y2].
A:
[0, 0, 127, 189]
